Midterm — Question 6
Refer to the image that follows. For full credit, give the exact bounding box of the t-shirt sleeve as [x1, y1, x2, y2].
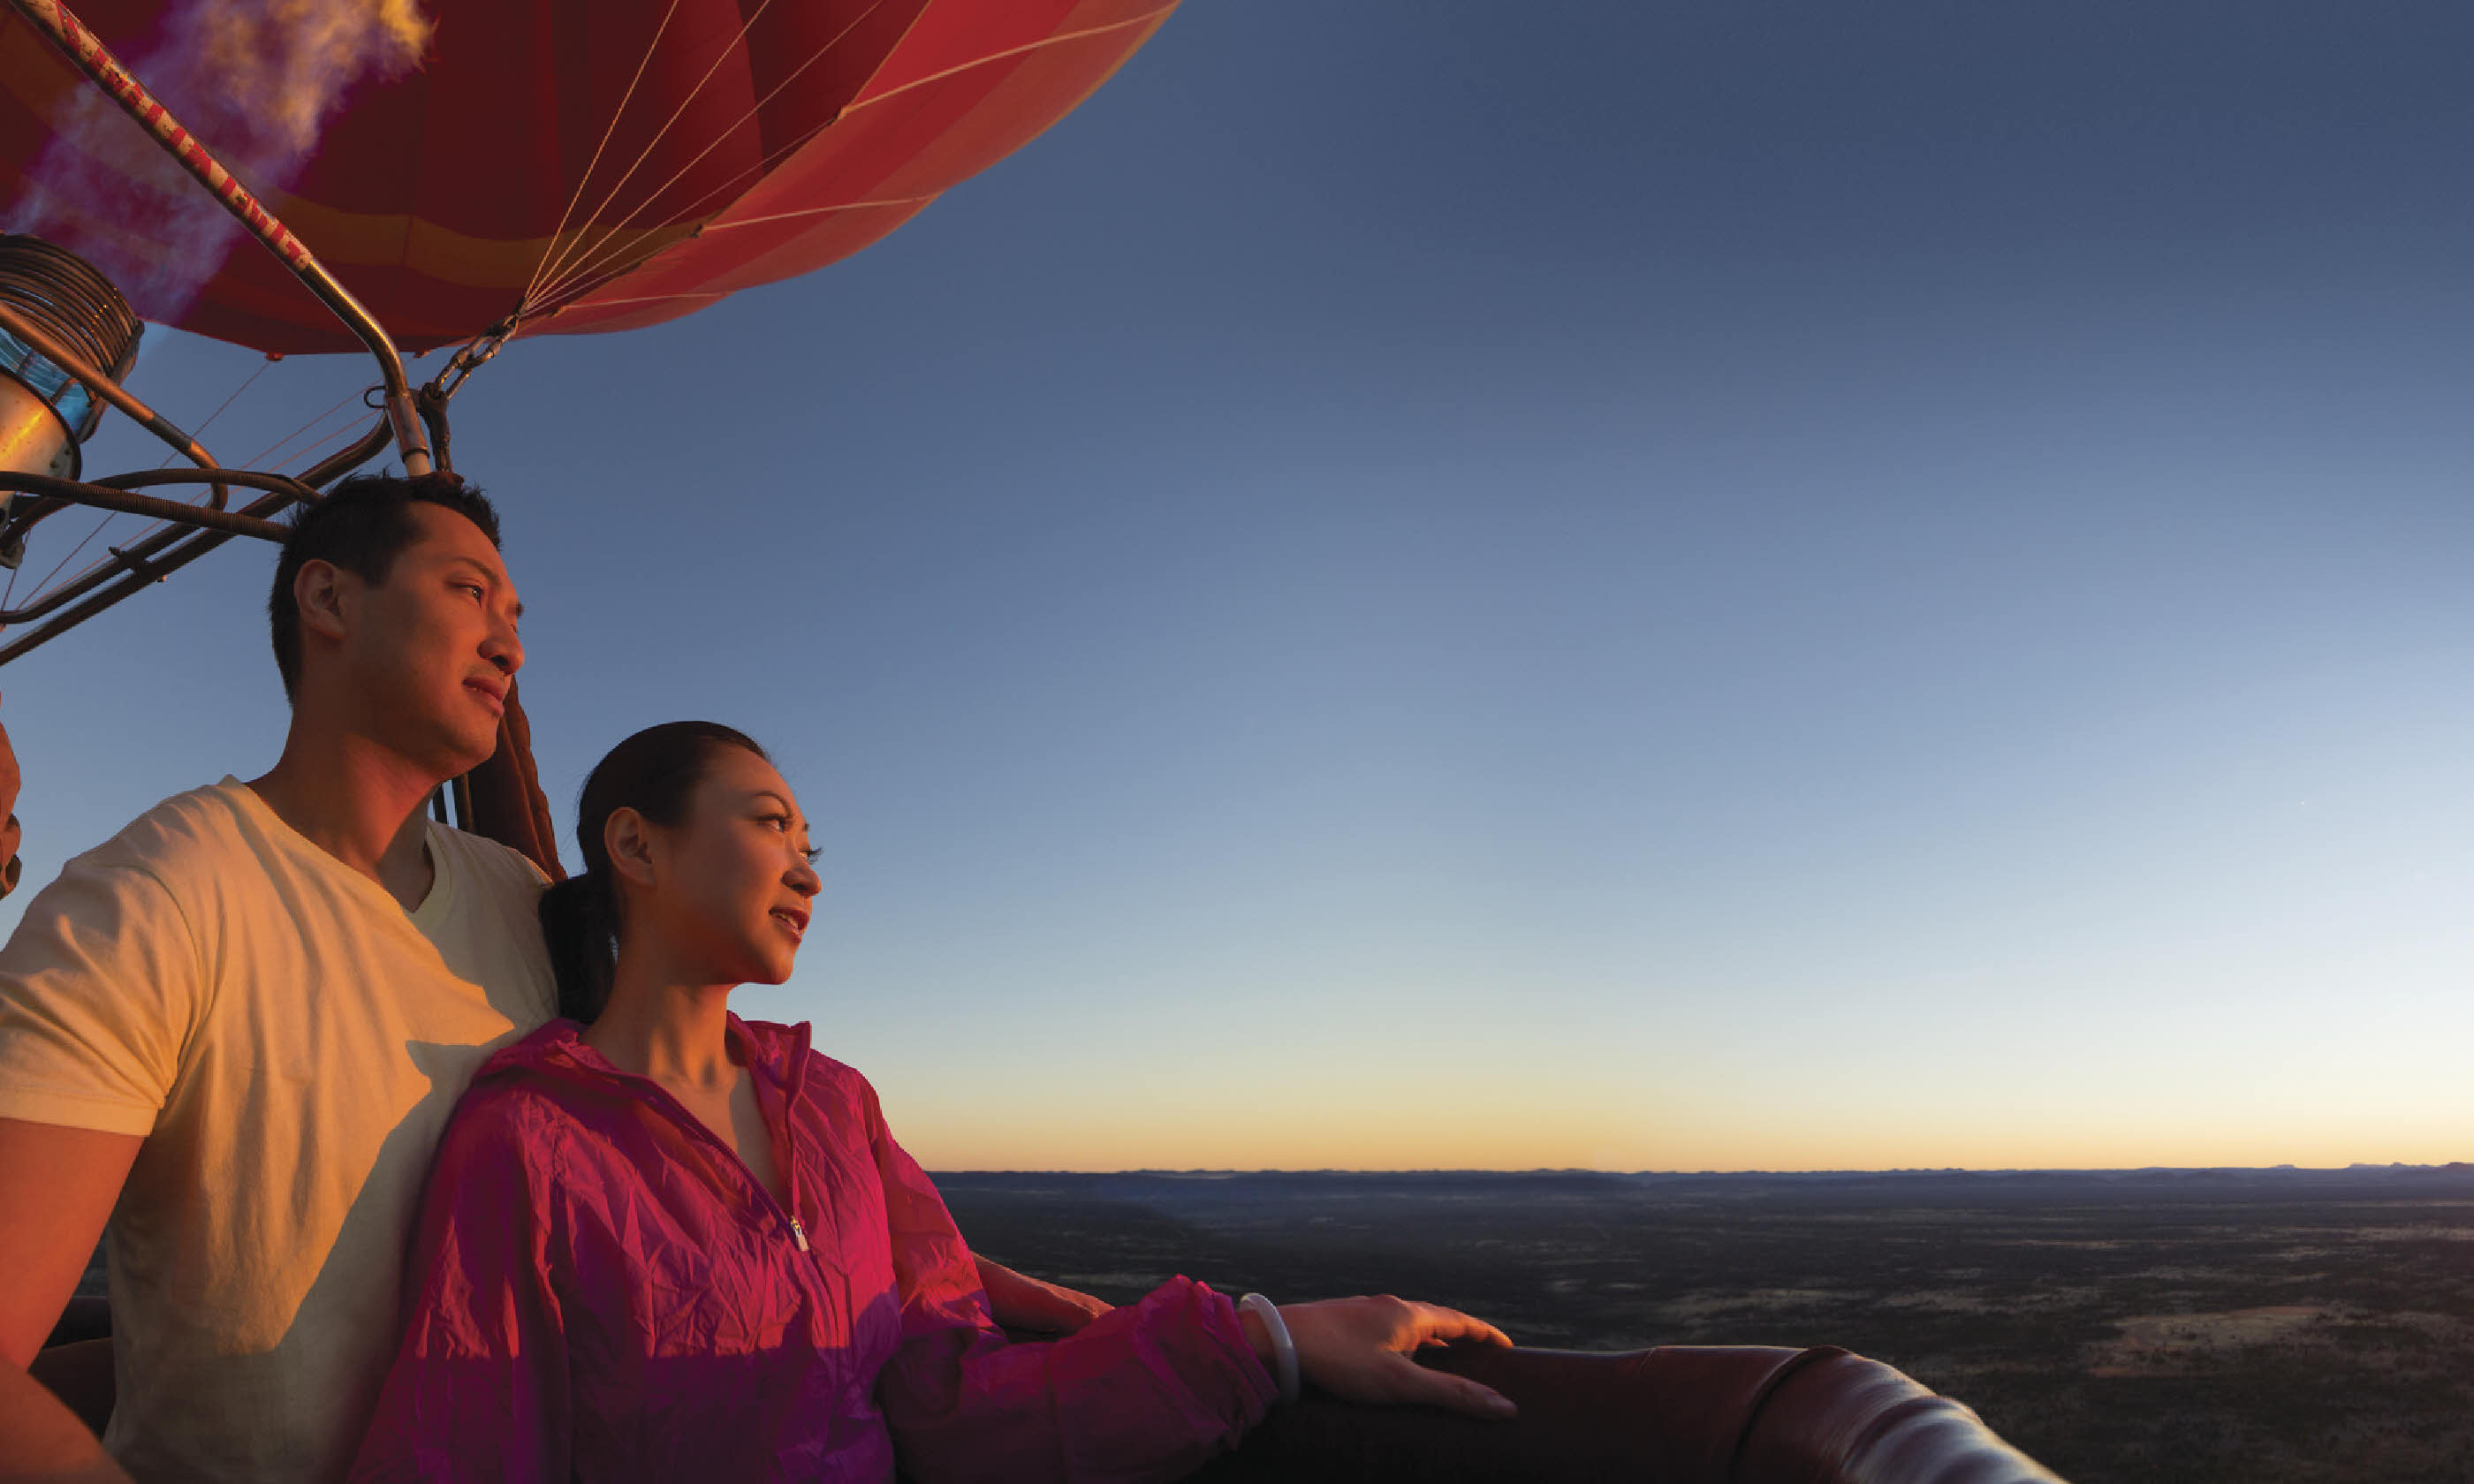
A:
[864, 1078, 1275, 1484]
[419, 829, 557, 1030]
[0, 852, 205, 1135]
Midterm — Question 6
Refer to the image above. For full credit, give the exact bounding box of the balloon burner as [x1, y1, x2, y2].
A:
[0, 235, 142, 543]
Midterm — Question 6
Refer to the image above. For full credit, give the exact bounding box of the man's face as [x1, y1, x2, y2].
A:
[330, 503, 524, 777]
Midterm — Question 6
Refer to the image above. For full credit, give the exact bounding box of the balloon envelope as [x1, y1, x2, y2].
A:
[0, 0, 1174, 353]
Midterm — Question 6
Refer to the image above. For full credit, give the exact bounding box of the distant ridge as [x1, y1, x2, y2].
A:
[931, 1164, 2474, 1210]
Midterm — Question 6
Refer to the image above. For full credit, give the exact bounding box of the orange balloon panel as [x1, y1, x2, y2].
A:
[0, 0, 1175, 353]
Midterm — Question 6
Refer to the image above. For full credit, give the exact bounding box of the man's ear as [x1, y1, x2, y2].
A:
[293, 559, 351, 645]
[605, 808, 658, 889]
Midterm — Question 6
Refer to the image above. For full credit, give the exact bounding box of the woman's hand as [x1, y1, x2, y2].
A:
[975, 1256, 1113, 1336]
[1251, 1296, 1517, 1420]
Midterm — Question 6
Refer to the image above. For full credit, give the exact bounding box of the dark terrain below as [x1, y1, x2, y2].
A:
[937, 1164, 2474, 1484]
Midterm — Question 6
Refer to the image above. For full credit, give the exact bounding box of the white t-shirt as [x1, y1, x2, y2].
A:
[0, 778, 558, 1483]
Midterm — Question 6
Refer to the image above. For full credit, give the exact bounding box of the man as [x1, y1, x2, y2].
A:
[0, 475, 550, 1484]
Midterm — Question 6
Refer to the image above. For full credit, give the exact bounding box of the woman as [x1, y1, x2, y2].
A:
[351, 723, 1514, 1482]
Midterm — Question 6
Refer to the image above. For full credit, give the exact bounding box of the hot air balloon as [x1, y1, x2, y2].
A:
[1, 4, 2067, 1478]
[0, 0, 1183, 664]
[1, 0, 1181, 353]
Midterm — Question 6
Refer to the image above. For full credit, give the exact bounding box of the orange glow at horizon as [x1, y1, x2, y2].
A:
[879, 1080, 2474, 1175]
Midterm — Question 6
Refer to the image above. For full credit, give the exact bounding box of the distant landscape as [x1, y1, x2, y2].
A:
[939, 1164, 2474, 1484]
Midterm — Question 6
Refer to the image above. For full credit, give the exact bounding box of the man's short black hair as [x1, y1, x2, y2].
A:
[268, 473, 503, 701]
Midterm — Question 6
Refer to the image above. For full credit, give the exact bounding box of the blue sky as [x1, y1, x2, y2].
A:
[4, 2, 2471, 1170]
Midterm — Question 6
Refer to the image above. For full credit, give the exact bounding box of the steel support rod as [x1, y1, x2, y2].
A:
[0, 419, 381, 665]
[0, 465, 303, 589]
[0, 473, 290, 540]
[0, 473, 298, 625]
[6, 0, 434, 476]
[0, 483, 295, 662]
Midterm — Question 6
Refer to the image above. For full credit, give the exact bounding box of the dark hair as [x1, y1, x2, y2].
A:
[537, 721, 771, 1024]
[268, 473, 504, 700]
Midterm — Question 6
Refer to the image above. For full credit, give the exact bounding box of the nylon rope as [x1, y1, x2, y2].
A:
[518, 0, 689, 316]
[527, 2, 1157, 318]
[19, 511, 124, 609]
[286, 408, 388, 473]
[618, 5, 1174, 243]
[641, 187, 926, 236]
[522, 0, 893, 317]
[520, 0, 791, 307]
[155, 354, 272, 468]
[523, 0, 856, 313]
[246, 382, 371, 472]
[523, 119, 828, 311]
[823, 8, 1166, 118]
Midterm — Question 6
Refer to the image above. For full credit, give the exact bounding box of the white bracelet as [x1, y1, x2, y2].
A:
[1237, 1292, 1300, 1404]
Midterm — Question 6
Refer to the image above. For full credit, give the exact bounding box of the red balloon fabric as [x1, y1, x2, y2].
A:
[0, 0, 1175, 353]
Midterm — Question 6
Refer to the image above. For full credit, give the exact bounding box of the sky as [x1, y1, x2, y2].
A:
[2, 1, 2470, 1172]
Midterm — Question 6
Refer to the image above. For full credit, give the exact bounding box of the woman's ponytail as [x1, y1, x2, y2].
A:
[538, 869, 618, 1024]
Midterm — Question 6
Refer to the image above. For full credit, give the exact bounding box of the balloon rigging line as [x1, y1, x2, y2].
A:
[289, 407, 377, 466]
[520, 0, 795, 304]
[523, 0, 895, 316]
[22, 509, 125, 608]
[522, 74, 875, 314]
[689, 189, 927, 233]
[534, 285, 727, 315]
[155, 355, 272, 469]
[241, 382, 372, 472]
[525, 0, 888, 308]
[517, 0, 687, 316]
[839, 6, 1172, 117]
[525, 120, 835, 311]
[527, 0, 1158, 319]
[267, 402, 379, 474]
[289, 416, 384, 479]
[523, 0, 887, 314]
[523, 148, 798, 313]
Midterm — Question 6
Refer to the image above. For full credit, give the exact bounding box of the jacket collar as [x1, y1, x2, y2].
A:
[482, 1011, 813, 1102]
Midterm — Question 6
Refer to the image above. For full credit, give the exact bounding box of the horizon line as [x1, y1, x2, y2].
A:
[930, 1160, 2474, 1177]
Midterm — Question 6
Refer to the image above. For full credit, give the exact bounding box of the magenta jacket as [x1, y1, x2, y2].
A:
[349, 1018, 1274, 1482]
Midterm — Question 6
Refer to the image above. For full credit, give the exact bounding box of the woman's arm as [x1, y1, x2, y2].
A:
[860, 1090, 1510, 1484]
[974, 1257, 1112, 1336]
[349, 1097, 573, 1484]
[879, 1211, 1270, 1482]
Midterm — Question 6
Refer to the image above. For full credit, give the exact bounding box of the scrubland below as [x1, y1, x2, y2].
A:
[942, 1166, 2474, 1483]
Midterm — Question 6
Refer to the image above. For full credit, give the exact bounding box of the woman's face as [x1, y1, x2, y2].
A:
[633, 746, 821, 988]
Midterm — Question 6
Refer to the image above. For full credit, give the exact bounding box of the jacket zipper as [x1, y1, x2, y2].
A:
[587, 1059, 816, 1253]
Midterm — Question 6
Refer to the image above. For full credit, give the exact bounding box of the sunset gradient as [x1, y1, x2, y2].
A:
[3, 2, 2469, 1174]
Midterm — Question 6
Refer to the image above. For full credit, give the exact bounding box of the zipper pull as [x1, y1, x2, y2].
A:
[789, 1216, 811, 1253]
